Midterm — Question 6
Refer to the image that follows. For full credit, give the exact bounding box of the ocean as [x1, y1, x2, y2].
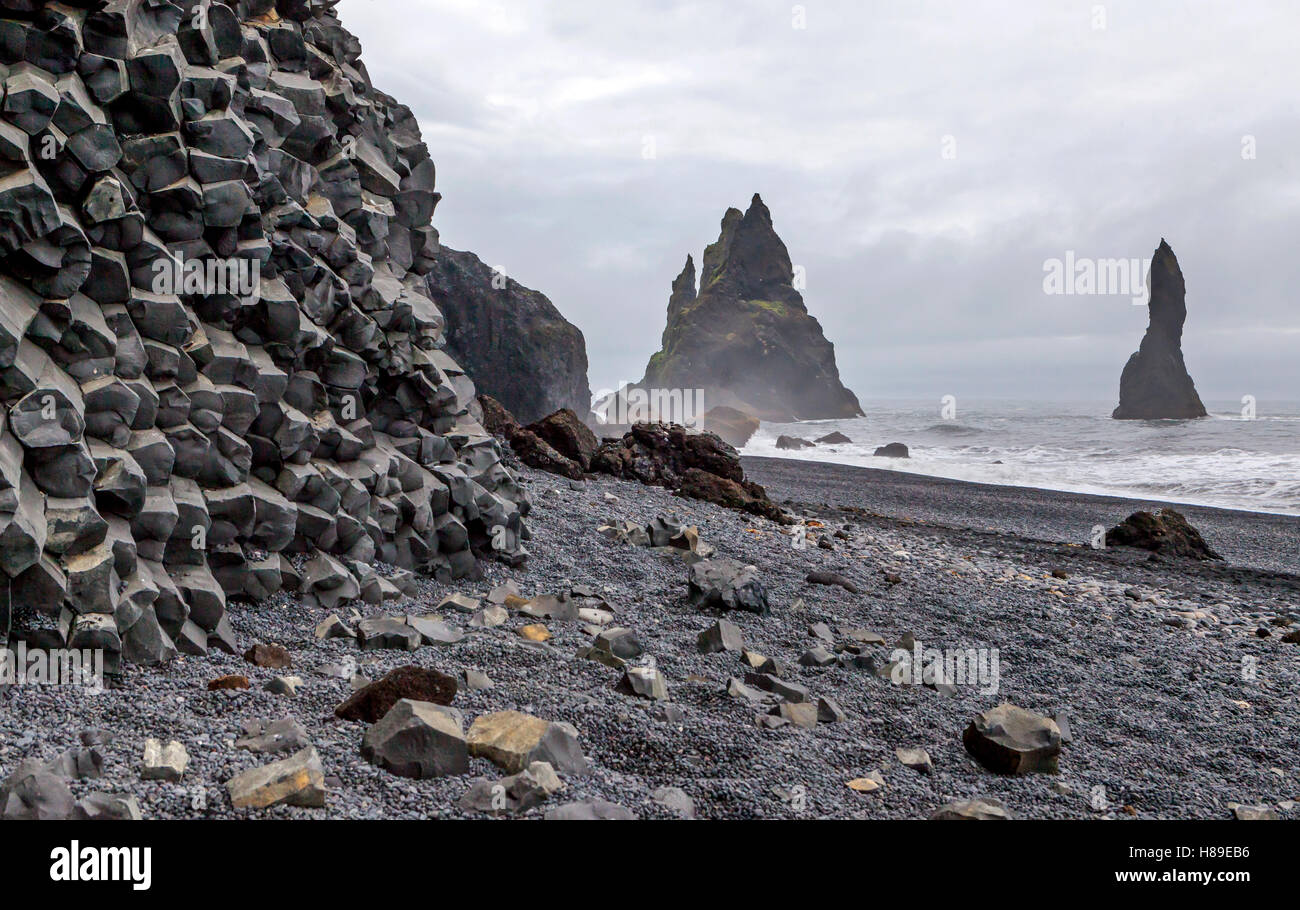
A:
[742, 399, 1300, 516]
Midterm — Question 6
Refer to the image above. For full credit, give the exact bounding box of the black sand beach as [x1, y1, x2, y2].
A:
[4, 456, 1297, 820]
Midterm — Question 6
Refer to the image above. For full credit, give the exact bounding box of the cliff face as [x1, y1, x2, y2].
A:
[638, 194, 861, 423]
[0, 0, 525, 665]
[426, 246, 590, 426]
[1113, 240, 1208, 420]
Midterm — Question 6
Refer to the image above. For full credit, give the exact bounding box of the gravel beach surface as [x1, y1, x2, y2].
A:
[3, 456, 1297, 820]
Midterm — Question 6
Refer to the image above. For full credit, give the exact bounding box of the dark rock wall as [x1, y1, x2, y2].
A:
[0, 0, 526, 669]
[426, 245, 590, 426]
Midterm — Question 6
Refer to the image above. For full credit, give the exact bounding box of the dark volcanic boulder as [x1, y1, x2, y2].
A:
[874, 443, 910, 458]
[428, 247, 591, 425]
[1113, 240, 1208, 420]
[335, 666, 458, 724]
[701, 406, 760, 448]
[816, 432, 852, 444]
[1106, 508, 1222, 561]
[510, 429, 584, 480]
[528, 409, 598, 470]
[632, 195, 862, 422]
[776, 435, 814, 450]
[477, 395, 521, 439]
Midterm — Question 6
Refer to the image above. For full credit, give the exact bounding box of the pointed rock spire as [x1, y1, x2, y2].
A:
[1113, 239, 1207, 419]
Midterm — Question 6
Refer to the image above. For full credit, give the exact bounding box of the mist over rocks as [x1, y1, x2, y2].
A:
[427, 245, 591, 426]
[634, 194, 862, 424]
[0, 0, 526, 670]
[1113, 240, 1208, 420]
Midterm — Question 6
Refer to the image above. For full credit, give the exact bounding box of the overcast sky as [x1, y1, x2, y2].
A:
[339, 0, 1300, 405]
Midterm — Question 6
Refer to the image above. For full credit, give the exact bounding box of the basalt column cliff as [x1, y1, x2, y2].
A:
[0, 0, 526, 668]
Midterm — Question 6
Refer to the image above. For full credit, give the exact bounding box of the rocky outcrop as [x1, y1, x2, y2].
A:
[1113, 240, 1208, 420]
[0, 1, 526, 667]
[634, 194, 862, 423]
[590, 423, 789, 523]
[1106, 508, 1222, 561]
[427, 246, 590, 426]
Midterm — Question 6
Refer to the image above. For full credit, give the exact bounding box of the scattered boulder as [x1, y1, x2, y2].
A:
[697, 619, 744, 654]
[616, 665, 669, 701]
[225, 747, 326, 810]
[207, 675, 249, 691]
[874, 443, 909, 458]
[776, 435, 815, 451]
[141, 739, 187, 782]
[895, 747, 934, 774]
[467, 711, 589, 775]
[335, 666, 457, 724]
[805, 570, 860, 594]
[356, 617, 422, 652]
[1105, 508, 1222, 561]
[243, 643, 291, 669]
[651, 786, 696, 819]
[815, 432, 852, 444]
[459, 761, 565, 815]
[963, 704, 1062, 775]
[688, 559, 770, 615]
[361, 699, 470, 779]
[528, 409, 599, 471]
[236, 719, 310, 756]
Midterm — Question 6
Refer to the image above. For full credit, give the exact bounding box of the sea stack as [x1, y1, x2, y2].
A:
[633, 195, 862, 423]
[1113, 240, 1208, 420]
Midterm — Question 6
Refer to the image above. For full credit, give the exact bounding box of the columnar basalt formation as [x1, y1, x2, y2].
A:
[0, 0, 526, 672]
[633, 194, 862, 423]
[1113, 239, 1208, 420]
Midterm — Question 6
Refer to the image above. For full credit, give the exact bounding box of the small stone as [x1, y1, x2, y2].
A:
[236, 718, 310, 755]
[931, 797, 1014, 820]
[406, 615, 465, 646]
[544, 800, 636, 820]
[1231, 804, 1279, 820]
[847, 771, 884, 793]
[616, 665, 669, 701]
[463, 669, 494, 691]
[265, 676, 303, 697]
[470, 606, 508, 628]
[141, 739, 187, 782]
[895, 747, 933, 774]
[798, 647, 836, 667]
[207, 675, 249, 691]
[244, 643, 292, 669]
[697, 619, 744, 654]
[651, 786, 696, 819]
[816, 696, 846, 724]
[314, 614, 355, 640]
[518, 624, 552, 642]
[770, 702, 818, 729]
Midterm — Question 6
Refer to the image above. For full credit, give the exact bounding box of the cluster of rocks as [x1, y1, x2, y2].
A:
[591, 422, 788, 523]
[0, 2, 525, 666]
[481, 395, 789, 525]
[775, 434, 908, 459]
[0, 728, 138, 819]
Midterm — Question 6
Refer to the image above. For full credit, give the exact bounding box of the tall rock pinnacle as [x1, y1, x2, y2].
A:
[638, 194, 862, 423]
[1113, 240, 1208, 420]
